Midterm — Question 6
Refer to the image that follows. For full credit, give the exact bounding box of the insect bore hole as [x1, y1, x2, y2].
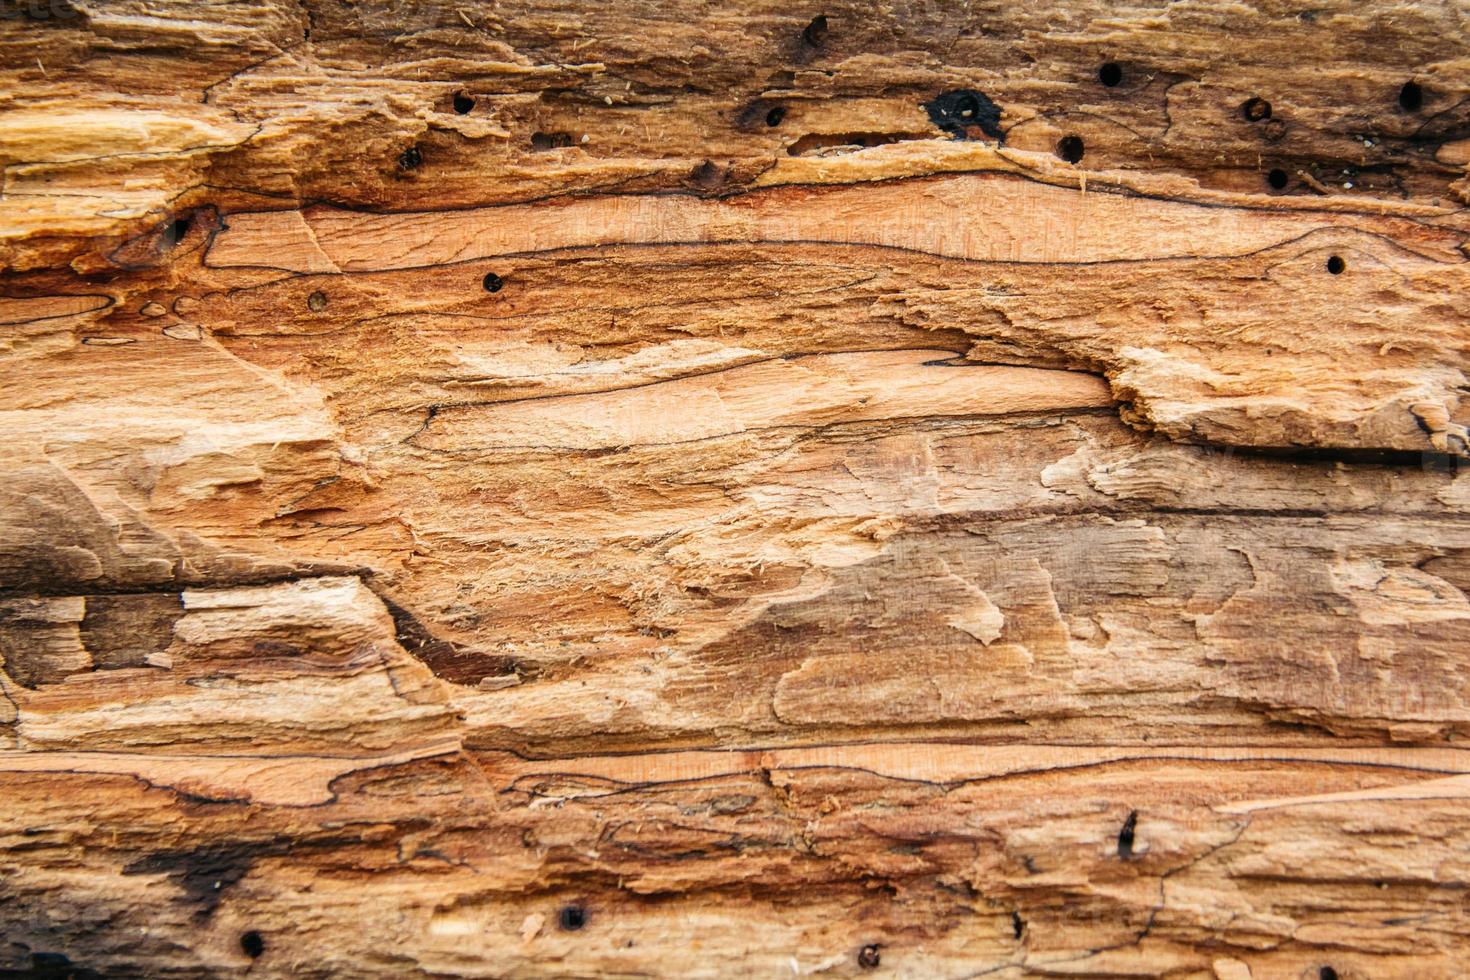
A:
[1117, 809, 1138, 859]
[157, 215, 192, 253]
[482, 272, 505, 293]
[1056, 135, 1085, 164]
[558, 903, 587, 931]
[452, 91, 476, 114]
[1241, 97, 1272, 122]
[240, 931, 265, 958]
[1267, 167, 1289, 190]
[766, 106, 787, 127]
[1098, 62, 1122, 87]
[802, 14, 829, 48]
[307, 290, 328, 312]
[1398, 80, 1423, 112]
[531, 131, 574, 151]
[1326, 255, 1345, 275]
[1319, 968, 1339, 980]
[857, 944, 881, 969]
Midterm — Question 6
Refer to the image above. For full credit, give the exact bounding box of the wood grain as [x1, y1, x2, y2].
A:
[3, 1, 1470, 977]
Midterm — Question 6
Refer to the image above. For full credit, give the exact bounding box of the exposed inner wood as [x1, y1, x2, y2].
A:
[3, 1, 1470, 977]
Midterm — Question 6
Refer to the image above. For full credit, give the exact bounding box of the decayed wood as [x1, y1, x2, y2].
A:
[2, 1, 1470, 977]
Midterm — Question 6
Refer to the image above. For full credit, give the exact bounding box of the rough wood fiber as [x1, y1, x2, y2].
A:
[2, 1, 1470, 977]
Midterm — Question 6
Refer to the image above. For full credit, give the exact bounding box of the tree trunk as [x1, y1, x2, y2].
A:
[2, 1, 1470, 977]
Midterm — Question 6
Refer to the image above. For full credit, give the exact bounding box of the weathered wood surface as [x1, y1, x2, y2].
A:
[2, 1, 1470, 976]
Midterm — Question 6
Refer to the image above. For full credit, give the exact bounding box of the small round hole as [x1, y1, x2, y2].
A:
[802, 14, 829, 48]
[1241, 97, 1272, 122]
[531, 131, 573, 151]
[164, 217, 191, 249]
[398, 145, 423, 171]
[1098, 62, 1122, 87]
[558, 903, 586, 931]
[452, 91, 475, 114]
[857, 944, 881, 969]
[1056, 135, 1085, 164]
[482, 272, 505, 293]
[240, 931, 264, 958]
[1398, 80, 1423, 112]
[307, 290, 328, 312]
[766, 106, 786, 127]
[1266, 168, 1289, 190]
[148, 215, 194, 258]
[1319, 968, 1339, 980]
[1326, 255, 1345, 275]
